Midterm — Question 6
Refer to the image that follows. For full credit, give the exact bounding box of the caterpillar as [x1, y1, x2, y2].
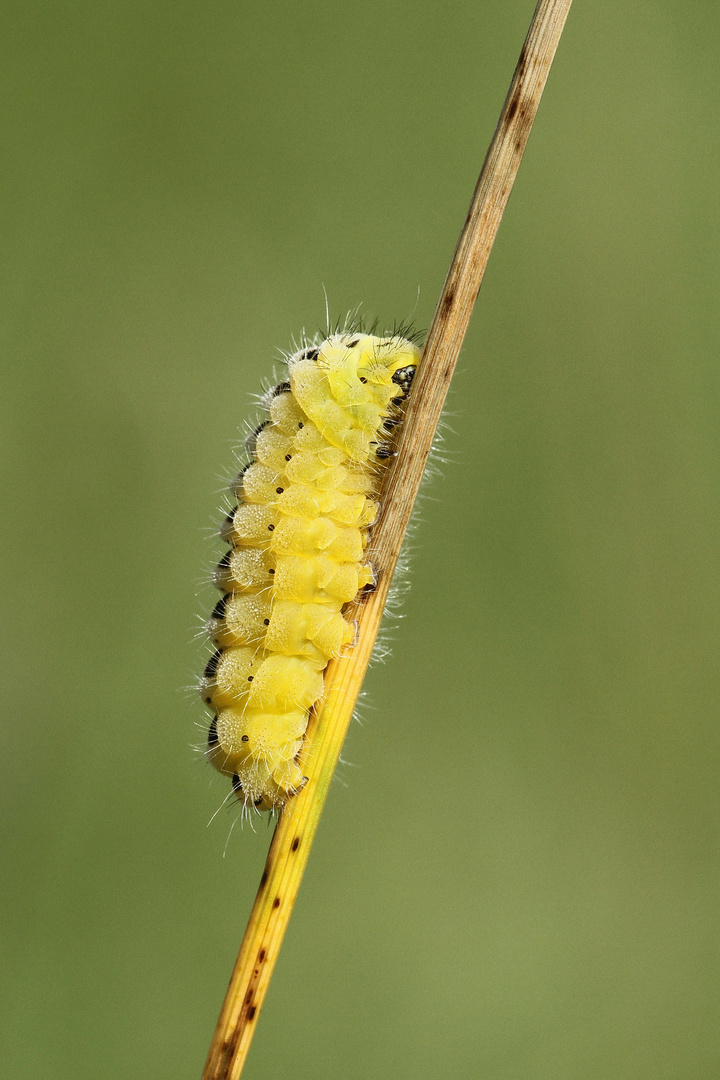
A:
[201, 331, 420, 812]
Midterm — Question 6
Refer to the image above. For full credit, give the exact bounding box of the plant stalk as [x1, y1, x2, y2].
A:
[201, 1, 573, 1075]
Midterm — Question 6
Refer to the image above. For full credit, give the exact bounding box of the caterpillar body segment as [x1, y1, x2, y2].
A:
[202, 333, 419, 811]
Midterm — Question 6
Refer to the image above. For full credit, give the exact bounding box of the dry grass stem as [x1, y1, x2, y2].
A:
[201, 1, 573, 1076]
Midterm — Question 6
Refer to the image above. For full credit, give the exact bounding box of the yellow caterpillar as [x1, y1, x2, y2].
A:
[201, 332, 420, 811]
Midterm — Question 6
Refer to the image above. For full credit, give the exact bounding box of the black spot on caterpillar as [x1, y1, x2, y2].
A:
[245, 421, 269, 457]
[201, 332, 420, 812]
[204, 651, 221, 681]
[211, 595, 229, 621]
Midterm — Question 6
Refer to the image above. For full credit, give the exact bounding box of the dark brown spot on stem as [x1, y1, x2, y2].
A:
[273, 896, 280, 909]
[291, 836, 300, 852]
[220, 1028, 240, 1067]
[440, 287, 455, 318]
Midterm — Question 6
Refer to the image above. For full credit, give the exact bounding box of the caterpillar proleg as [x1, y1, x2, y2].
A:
[201, 332, 419, 811]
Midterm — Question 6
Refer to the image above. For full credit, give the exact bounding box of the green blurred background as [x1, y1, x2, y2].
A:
[2, 1, 719, 1076]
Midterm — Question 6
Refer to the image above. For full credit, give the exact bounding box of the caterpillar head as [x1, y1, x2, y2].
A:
[290, 334, 418, 385]
[289, 334, 420, 460]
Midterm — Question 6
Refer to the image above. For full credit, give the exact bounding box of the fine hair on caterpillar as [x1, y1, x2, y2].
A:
[199, 329, 420, 814]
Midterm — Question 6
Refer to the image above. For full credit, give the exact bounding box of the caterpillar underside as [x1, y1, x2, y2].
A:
[201, 332, 419, 811]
